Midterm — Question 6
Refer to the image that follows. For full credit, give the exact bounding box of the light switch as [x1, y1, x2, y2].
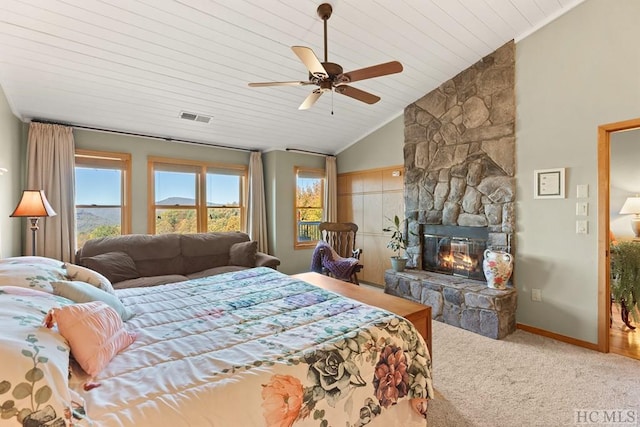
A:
[577, 184, 589, 198]
[576, 220, 588, 234]
[576, 202, 588, 216]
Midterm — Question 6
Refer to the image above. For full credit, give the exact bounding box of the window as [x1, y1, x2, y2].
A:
[75, 150, 131, 248]
[294, 167, 324, 248]
[149, 157, 246, 234]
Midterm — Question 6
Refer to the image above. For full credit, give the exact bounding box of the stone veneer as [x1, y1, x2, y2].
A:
[403, 41, 516, 268]
[385, 269, 517, 339]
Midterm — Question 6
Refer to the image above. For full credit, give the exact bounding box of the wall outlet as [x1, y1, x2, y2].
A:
[576, 220, 588, 234]
[577, 184, 589, 198]
[532, 288, 542, 302]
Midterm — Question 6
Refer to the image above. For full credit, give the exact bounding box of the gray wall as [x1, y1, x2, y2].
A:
[515, 0, 640, 343]
[338, 115, 404, 174]
[610, 129, 640, 241]
[0, 86, 24, 258]
[263, 150, 325, 274]
[338, 0, 640, 344]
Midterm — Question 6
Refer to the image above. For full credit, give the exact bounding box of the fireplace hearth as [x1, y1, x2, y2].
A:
[422, 225, 489, 282]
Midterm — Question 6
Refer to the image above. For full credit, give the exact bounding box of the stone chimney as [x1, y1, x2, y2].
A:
[403, 41, 516, 268]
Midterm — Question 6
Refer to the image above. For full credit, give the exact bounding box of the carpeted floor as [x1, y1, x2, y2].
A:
[427, 321, 640, 427]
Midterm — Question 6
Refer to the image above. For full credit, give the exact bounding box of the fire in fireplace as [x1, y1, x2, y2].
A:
[422, 225, 489, 281]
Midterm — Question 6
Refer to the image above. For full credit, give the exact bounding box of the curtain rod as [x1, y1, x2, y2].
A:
[285, 147, 334, 157]
[30, 119, 258, 153]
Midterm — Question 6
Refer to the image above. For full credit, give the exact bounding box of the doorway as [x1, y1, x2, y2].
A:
[598, 117, 640, 359]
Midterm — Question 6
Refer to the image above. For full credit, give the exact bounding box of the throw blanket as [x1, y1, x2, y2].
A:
[310, 240, 360, 281]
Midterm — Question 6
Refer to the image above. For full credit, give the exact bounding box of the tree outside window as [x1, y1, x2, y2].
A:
[295, 167, 324, 248]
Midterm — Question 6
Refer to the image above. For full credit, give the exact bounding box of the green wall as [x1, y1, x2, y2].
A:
[0, 86, 24, 258]
[263, 150, 325, 274]
[515, 0, 640, 342]
[337, 115, 404, 174]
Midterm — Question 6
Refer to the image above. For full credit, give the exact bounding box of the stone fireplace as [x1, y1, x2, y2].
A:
[384, 41, 517, 339]
[403, 40, 516, 270]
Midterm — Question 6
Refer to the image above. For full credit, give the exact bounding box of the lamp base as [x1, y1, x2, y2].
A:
[631, 217, 640, 238]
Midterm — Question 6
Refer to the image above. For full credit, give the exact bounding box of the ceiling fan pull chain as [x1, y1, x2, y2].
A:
[331, 90, 334, 115]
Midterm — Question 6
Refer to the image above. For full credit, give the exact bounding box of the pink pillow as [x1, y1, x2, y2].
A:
[44, 301, 136, 377]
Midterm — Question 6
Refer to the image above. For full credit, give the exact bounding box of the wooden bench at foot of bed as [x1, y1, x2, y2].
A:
[292, 272, 433, 360]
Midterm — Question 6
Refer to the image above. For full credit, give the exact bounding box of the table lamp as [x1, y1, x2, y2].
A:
[619, 196, 640, 238]
[10, 190, 57, 256]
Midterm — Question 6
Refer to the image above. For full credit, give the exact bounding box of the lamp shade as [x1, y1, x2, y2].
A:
[619, 197, 640, 215]
[10, 190, 57, 218]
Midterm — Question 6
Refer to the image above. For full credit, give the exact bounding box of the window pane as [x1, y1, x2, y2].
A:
[296, 177, 322, 208]
[155, 171, 196, 205]
[155, 209, 197, 234]
[76, 167, 121, 205]
[76, 207, 121, 247]
[296, 208, 322, 242]
[207, 173, 240, 206]
[207, 207, 241, 231]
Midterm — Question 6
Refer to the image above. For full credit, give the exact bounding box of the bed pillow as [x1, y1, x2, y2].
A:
[80, 251, 139, 284]
[0, 286, 89, 425]
[44, 301, 136, 377]
[51, 280, 133, 321]
[64, 262, 115, 294]
[229, 240, 258, 267]
[0, 256, 68, 292]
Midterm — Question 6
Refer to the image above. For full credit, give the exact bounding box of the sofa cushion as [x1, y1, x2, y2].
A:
[181, 232, 249, 274]
[113, 274, 188, 289]
[81, 251, 140, 284]
[78, 234, 183, 278]
[229, 240, 257, 267]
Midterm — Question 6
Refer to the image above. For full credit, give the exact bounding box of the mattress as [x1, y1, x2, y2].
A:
[70, 267, 434, 426]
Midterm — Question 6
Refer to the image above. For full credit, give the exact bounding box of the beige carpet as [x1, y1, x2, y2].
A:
[427, 321, 640, 427]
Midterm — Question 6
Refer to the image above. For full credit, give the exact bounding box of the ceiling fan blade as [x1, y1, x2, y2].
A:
[335, 85, 380, 105]
[291, 46, 328, 78]
[248, 81, 312, 87]
[339, 61, 403, 84]
[299, 89, 323, 110]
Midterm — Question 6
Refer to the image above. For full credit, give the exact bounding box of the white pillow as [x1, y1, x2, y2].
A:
[0, 257, 68, 293]
[52, 280, 133, 321]
[64, 263, 115, 295]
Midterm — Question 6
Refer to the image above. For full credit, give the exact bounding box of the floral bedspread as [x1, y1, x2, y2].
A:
[73, 267, 433, 426]
[0, 286, 91, 427]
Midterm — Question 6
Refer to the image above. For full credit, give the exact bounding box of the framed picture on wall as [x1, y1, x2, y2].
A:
[534, 168, 565, 199]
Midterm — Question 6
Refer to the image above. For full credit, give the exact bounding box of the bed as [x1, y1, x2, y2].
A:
[0, 256, 433, 427]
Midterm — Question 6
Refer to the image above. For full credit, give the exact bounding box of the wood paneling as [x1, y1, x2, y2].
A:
[337, 166, 404, 285]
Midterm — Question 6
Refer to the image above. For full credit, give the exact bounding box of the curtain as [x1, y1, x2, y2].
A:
[26, 123, 76, 261]
[324, 156, 337, 222]
[247, 151, 269, 253]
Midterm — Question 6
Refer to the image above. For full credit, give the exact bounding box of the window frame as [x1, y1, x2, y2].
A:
[147, 156, 247, 234]
[74, 149, 132, 246]
[294, 166, 325, 249]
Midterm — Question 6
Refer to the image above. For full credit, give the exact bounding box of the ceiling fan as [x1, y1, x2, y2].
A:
[248, 3, 403, 111]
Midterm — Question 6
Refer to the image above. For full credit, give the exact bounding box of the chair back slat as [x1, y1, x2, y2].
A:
[319, 222, 359, 259]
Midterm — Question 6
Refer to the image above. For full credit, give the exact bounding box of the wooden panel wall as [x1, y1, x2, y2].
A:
[337, 166, 404, 286]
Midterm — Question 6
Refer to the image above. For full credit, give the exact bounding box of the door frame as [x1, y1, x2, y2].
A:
[597, 117, 640, 352]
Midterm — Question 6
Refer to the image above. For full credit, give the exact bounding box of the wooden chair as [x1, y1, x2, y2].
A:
[317, 222, 363, 285]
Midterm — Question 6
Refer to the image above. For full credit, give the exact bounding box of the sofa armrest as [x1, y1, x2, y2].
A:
[256, 252, 280, 269]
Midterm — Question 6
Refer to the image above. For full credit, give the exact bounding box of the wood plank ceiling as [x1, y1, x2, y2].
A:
[0, 0, 584, 154]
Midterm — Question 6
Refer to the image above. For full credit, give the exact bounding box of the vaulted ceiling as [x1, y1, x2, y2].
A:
[0, 0, 584, 154]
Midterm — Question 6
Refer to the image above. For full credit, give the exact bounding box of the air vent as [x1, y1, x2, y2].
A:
[179, 111, 212, 124]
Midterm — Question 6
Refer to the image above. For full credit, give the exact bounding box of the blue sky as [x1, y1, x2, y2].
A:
[76, 168, 240, 205]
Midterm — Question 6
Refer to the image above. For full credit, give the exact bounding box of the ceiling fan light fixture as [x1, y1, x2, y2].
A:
[247, 2, 402, 111]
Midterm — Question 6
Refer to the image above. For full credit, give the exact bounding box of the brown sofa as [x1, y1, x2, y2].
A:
[75, 232, 280, 289]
